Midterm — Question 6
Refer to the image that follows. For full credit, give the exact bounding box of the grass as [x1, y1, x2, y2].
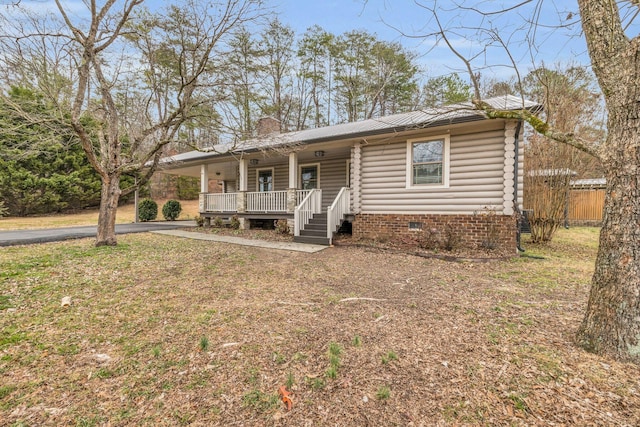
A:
[352, 335, 362, 347]
[376, 385, 391, 400]
[241, 390, 280, 412]
[381, 350, 398, 364]
[1, 227, 638, 425]
[0, 199, 199, 230]
[199, 336, 210, 352]
[325, 341, 343, 380]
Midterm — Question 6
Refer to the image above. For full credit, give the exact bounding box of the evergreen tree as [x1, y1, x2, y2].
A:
[0, 87, 102, 215]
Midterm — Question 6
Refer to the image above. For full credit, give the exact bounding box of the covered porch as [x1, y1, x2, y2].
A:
[160, 145, 354, 244]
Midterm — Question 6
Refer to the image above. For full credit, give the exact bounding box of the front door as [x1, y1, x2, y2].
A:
[300, 165, 319, 190]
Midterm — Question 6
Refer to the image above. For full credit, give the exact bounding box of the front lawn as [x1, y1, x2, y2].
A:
[1, 228, 638, 425]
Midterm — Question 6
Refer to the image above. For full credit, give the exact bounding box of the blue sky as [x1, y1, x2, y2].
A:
[268, 0, 592, 79]
[26, 0, 640, 80]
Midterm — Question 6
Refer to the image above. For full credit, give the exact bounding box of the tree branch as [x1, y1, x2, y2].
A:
[472, 99, 601, 159]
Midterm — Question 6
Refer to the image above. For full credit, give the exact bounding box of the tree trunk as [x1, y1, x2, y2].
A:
[576, 107, 640, 362]
[573, 0, 640, 363]
[95, 174, 122, 247]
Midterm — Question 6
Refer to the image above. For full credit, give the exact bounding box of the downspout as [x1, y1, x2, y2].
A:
[513, 120, 525, 252]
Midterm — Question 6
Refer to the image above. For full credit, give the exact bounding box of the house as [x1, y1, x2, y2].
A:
[158, 95, 538, 250]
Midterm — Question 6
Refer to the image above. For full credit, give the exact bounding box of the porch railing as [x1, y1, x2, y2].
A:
[294, 189, 322, 236]
[327, 187, 351, 243]
[201, 190, 317, 215]
[204, 193, 237, 212]
[296, 189, 312, 205]
[246, 190, 288, 212]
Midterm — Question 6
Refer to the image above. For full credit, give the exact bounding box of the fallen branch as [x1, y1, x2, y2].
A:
[339, 297, 386, 302]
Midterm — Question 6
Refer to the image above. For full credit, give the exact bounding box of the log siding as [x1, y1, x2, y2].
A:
[359, 121, 512, 215]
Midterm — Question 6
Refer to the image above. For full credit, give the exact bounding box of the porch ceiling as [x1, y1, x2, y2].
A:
[159, 160, 237, 180]
[159, 144, 351, 180]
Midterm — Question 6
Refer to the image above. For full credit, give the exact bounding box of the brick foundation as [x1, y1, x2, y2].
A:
[352, 213, 518, 251]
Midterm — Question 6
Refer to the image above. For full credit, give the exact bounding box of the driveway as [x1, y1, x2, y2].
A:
[0, 221, 196, 246]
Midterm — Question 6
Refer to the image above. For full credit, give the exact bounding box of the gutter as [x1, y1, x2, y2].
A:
[513, 120, 525, 252]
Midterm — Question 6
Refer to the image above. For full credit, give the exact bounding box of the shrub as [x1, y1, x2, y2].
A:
[230, 215, 240, 230]
[195, 215, 206, 227]
[213, 216, 224, 228]
[162, 199, 182, 221]
[441, 223, 463, 251]
[417, 227, 440, 250]
[138, 198, 158, 222]
[275, 219, 289, 234]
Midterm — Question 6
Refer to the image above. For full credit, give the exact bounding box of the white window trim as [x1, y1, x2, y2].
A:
[406, 134, 450, 189]
[255, 167, 275, 192]
[299, 163, 321, 189]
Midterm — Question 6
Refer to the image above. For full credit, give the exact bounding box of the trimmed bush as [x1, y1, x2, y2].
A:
[230, 215, 241, 230]
[162, 199, 182, 221]
[138, 198, 158, 222]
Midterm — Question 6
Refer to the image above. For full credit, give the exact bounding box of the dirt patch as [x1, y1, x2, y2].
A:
[187, 226, 295, 243]
[1, 228, 639, 426]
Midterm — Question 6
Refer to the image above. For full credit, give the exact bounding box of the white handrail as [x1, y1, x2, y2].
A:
[296, 189, 312, 205]
[327, 187, 351, 243]
[294, 189, 322, 236]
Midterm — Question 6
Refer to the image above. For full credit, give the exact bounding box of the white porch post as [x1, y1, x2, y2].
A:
[288, 152, 298, 188]
[239, 158, 248, 192]
[287, 152, 298, 213]
[200, 164, 209, 193]
[237, 158, 248, 220]
[352, 142, 362, 214]
[199, 164, 209, 213]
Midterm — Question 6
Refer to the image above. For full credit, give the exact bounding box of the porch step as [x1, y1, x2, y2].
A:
[300, 213, 327, 236]
[295, 212, 330, 245]
[294, 235, 330, 245]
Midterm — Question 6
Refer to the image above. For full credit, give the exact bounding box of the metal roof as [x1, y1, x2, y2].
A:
[571, 178, 606, 187]
[160, 95, 539, 166]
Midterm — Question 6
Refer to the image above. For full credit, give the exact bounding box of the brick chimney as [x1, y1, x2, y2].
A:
[255, 116, 281, 136]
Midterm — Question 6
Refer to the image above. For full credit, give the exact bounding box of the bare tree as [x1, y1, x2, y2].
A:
[0, 0, 261, 246]
[523, 65, 604, 242]
[404, 0, 640, 363]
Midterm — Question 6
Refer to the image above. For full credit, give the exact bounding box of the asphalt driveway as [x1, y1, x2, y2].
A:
[0, 221, 196, 246]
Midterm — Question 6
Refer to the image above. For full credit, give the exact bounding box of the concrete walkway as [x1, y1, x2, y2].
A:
[0, 221, 196, 247]
[152, 229, 328, 253]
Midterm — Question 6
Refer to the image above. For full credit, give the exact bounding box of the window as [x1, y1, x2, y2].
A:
[406, 135, 449, 188]
[299, 164, 319, 190]
[257, 168, 273, 192]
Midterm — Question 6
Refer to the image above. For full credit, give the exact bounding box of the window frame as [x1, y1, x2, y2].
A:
[255, 167, 275, 192]
[406, 135, 450, 189]
[298, 163, 321, 190]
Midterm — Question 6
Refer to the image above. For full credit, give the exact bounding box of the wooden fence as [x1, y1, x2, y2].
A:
[569, 189, 604, 224]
